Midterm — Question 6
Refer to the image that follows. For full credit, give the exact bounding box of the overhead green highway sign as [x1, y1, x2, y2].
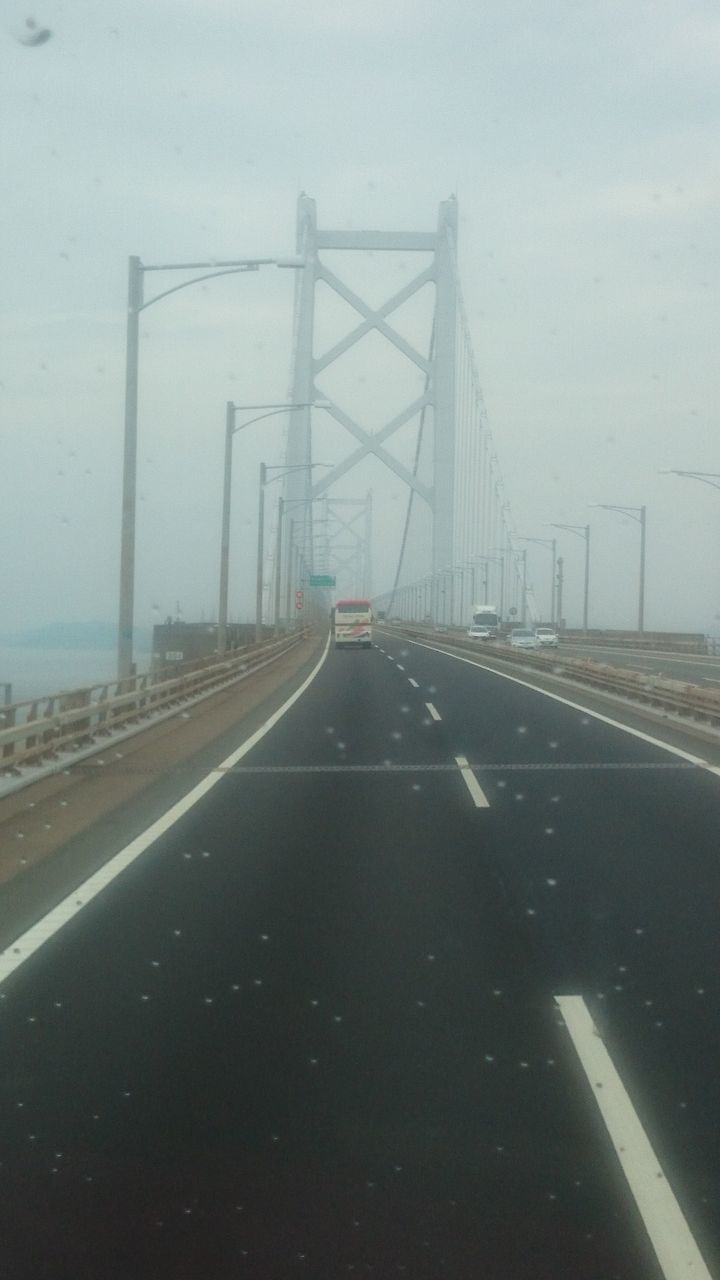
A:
[309, 574, 336, 587]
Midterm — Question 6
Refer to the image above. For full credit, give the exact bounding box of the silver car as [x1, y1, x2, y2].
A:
[509, 628, 539, 649]
[534, 627, 559, 648]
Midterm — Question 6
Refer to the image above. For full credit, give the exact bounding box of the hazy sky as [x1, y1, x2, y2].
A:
[2, 0, 719, 635]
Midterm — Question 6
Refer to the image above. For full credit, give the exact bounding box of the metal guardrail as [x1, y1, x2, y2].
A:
[0, 630, 311, 774]
[383, 625, 720, 730]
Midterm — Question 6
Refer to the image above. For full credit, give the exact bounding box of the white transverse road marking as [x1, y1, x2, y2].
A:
[0, 635, 332, 987]
[408, 678, 419, 688]
[556, 996, 712, 1280]
[425, 702, 442, 721]
[454, 755, 490, 808]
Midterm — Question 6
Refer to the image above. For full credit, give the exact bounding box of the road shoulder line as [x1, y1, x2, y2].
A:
[0, 635, 332, 986]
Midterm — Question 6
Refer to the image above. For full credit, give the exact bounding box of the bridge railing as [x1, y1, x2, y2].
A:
[1, 630, 311, 775]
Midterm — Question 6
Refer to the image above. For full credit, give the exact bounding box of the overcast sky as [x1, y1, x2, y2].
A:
[2, 0, 719, 636]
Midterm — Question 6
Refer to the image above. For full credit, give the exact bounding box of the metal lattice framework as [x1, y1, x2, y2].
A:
[280, 195, 526, 627]
[282, 196, 457, 577]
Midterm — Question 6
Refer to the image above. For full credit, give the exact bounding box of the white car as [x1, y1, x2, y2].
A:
[467, 624, 491, 640]
[534, 627, 559, 648]
[509, 628, 539, 649]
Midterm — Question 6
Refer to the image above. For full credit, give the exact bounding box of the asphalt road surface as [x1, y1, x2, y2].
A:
[1, 633, 719, 1279]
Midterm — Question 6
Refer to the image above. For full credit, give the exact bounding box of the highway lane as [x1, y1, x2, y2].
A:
[379, 633, 720, 1262]
[0, 636, 718, 1278]
[558, 643, 720, 688]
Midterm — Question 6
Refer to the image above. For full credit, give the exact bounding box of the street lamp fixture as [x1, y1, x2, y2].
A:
[117, 251, 307, 680]
[659, 470, 720, 492]
[590, 504, 646, 633]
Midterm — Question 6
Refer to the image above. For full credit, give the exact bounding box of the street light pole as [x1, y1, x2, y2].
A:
[218, 400, 235, 654]
[217, 401, 326, 653]
[118, 256, 143, 682]
[592, 504, 646, 633]
[255, 463, 266, 643]
[547, 523, 591, 634]
[274, 496, 284, 635]
[256, 462, 330, 643]
[517, 537, 556, 624]
[117, 252, 304, 679]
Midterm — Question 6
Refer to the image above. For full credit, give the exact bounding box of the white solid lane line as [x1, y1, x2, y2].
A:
[454, 755, 490, 808]
[408, 678, 419, 688]
[556, 995, 712, 1280]
[425, 702, 442, 721]
[0, 635, 333, 987]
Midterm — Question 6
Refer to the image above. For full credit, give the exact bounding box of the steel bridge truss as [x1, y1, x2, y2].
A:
[284, 195, 458, 579]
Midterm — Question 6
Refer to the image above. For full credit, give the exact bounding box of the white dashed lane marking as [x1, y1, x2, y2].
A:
[425, 702, 442, 721]
[408, 678, 419, 688]
[454, 755, 490, 808]
[396, 664, 405, 671]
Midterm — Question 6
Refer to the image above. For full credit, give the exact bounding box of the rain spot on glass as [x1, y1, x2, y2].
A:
[326, 727, 335, 735]
[514, 792, 525, 801]
[496, 779, 506, 788]
[399, 704, 410, 715]
[548, 740, 559, 750]
[546, 878, 558, 887]
[517, 725, 528, 736]
[390, 731, 402, 741]
[550, 795, 561, 803]
[544, 827, 555, 835]
[336, 740, 347, 750]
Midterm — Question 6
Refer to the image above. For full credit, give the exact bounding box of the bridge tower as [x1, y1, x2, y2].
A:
[283, 195, 458, 585]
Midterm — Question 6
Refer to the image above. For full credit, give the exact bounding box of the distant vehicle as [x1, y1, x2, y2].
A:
[334, 599, 372, 649]
[471, 603, 500, 636]
[434, 624, 449, 633]
[534, 627, 559, 648]
[467, 624, 491, 641]
[509, 628, 539, 649]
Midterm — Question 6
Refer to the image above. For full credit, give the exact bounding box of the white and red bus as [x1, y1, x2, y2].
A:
[333, 599, 373, 649]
